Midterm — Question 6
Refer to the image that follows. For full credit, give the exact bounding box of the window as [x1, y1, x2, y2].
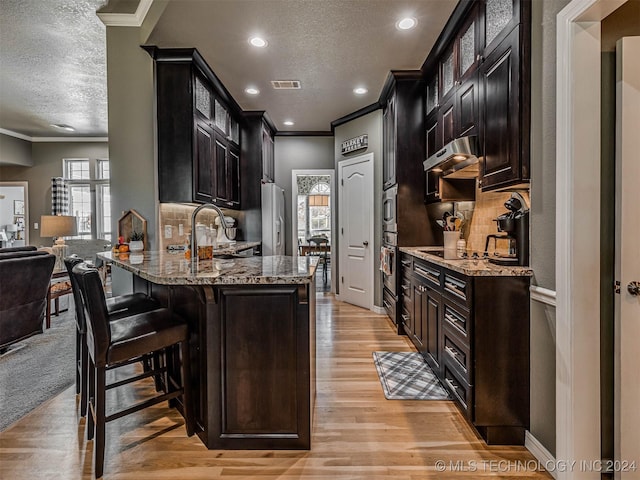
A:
[63, 159, 111, 241]
[297, 181, 331, 244]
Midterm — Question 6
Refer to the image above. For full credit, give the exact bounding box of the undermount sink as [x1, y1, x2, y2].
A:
[212, 254, 241, 260]
[417, 249, 444, 258]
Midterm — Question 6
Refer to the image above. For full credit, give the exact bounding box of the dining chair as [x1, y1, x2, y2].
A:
[73, 262, 194, 478]
[308, 235, 329, 283]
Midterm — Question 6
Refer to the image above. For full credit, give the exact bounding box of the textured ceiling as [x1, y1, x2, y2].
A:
[148, 0, 457, 132]
[0, 0, 457, 138]
[0, 0, 108, 137]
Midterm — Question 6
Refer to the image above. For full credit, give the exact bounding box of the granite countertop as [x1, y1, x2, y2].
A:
[400, 246, 533, 277]
[98, 251, 318, 285]
[165, 241, 260, 254]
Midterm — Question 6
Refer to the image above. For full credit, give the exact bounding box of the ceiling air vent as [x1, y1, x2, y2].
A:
[271, 80, 301, 90]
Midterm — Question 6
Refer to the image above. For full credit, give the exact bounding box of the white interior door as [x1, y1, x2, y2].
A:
[338, 153, 373, 310]
[614, 36, 640, 480]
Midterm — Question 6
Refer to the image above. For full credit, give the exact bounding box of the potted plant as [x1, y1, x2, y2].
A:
[129, 231, 144, 252]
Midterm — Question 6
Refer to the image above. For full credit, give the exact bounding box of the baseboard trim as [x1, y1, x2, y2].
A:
[525, 431, 557, 479]
[530, 285, 557, 307]
[371, 305, 386, 315]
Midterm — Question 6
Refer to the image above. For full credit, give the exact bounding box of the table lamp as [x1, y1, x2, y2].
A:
[5, 223, 18, 242]
[40, 215, 77, 270]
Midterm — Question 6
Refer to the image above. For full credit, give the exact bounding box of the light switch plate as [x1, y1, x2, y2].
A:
[164, 225, 172, 238]
[178, 224, 184, 236]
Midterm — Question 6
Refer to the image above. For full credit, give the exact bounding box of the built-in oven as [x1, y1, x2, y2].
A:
[382, 232, 397, 296]
[382, 185, 397, 234]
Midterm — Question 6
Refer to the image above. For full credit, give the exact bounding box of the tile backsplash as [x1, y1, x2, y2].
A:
[158, 203, 243, 251]
[457, 186, 529, 256]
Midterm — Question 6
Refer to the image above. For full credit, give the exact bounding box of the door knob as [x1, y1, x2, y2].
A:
[628, 281, 640, 296]
[363, 241, 369, 246]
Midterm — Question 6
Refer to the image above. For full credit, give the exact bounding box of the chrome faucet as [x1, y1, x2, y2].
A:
[190, 203, 231, 260]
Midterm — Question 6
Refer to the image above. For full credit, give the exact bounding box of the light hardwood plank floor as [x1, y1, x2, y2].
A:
[0, 293, 552, 479]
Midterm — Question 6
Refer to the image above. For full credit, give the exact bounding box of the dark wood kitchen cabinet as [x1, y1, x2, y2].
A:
[380, 72, 432, 334]
[421, 0, 530, 192]
[148, 47, 244, 208]
[478, 24, 530, 190]
[243, 111, 275, 184]
[133, 277, 316, 451]
[410, 258, 443, 374]
[213, 132, 240, 208]
[382, 92, 397, 190]
[194, 118, 214, 202]
[399, 251, 530, 445]
[262, 124, 275, 183]
[483, 0, 523, 58]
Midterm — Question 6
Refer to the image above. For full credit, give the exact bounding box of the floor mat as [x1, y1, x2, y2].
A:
[373, 351, 451, 400]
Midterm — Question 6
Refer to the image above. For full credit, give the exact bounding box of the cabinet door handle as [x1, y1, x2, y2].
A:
[445, 281, 466, 299]
[444, 312, 463, 328]
[445, 346, 459, 359]
[445, 378, 458, 391]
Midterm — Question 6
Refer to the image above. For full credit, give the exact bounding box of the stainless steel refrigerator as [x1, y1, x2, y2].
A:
[261, 183, 286, 255]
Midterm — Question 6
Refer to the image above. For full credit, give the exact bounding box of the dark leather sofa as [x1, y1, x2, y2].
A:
[0, 246, 56, 351]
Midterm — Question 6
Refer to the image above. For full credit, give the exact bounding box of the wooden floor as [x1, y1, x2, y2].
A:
[0, 294, 552, 479]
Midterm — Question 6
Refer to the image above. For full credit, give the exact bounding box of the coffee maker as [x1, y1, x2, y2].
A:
[486, 193, 529, 266]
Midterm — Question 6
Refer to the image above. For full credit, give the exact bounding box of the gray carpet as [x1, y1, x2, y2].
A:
[0, 305, 75, 431]
[373, 351, 451, 400]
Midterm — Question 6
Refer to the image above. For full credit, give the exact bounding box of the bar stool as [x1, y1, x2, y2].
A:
[73, 263, 194, 478]
[64, 257, 160, 417]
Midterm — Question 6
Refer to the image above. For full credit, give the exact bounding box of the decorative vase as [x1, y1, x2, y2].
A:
[129, 240, 144, 252]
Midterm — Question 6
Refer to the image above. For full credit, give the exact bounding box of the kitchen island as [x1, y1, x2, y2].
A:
[98, 251, 317, 450]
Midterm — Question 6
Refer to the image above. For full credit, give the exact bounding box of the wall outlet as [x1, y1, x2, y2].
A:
[34, 222, 39, 230]
[164, 225, 172, 238]
[178, 224, 184, 236]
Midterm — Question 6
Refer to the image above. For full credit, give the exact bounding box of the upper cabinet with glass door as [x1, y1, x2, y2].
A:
[213, 98, 240, 146]
[482, 0, 522, 58]
[437, 3, 481, 105]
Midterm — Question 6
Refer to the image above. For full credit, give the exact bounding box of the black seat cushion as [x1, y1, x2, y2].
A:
[106, 293, 159, 317]
[107, 308, 188, 365]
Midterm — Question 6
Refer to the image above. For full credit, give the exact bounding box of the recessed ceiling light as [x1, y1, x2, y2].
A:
[245, 87, 260, 95]
[249, 36, 268, 48]
[283, 120, 295, 126]
[353, 87, 368, 95]
[50, 123, 75, 132]
[396, 17, 417, 30]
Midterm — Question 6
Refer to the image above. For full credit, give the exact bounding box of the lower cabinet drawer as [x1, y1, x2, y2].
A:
[442, 327, 471, 383]
[443, 360, 473, 420]
[383, 288, 396, 324]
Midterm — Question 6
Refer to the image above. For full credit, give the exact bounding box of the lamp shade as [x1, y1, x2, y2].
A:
[40, 215, 77, 238]
[308, 195, 329, 207]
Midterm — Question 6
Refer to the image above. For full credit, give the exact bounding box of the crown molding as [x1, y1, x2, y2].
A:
[0, 128, 108, 143]
[97, 0, 154, 27]
[31, 137, 109, 143]
[0, 128, 31, 142]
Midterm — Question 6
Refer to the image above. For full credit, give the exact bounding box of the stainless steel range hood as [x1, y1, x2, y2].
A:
[422, 136, 480, 178]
